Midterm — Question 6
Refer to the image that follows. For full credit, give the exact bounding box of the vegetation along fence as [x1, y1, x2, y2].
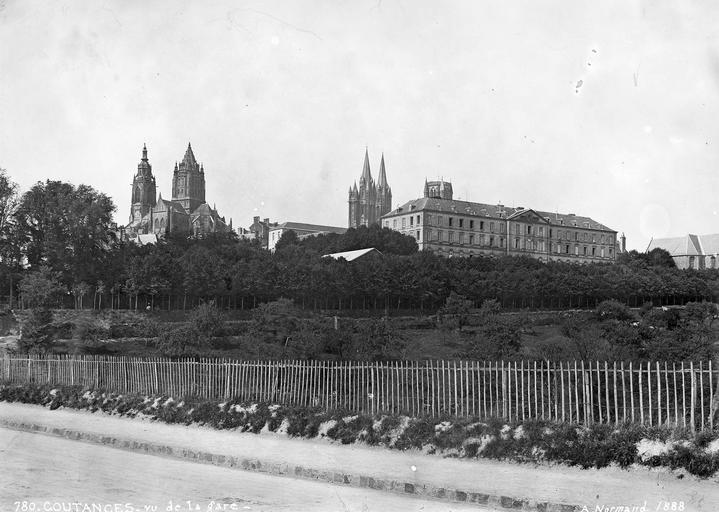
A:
[1, 355, 717, 430]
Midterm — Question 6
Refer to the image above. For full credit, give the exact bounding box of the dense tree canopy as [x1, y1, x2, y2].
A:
[14, 180, 116, 283]
[0, 171, 716, 313]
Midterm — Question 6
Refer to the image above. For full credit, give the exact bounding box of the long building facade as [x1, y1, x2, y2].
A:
[126, 143, 231, 238]
[382, 180, 618, 262]
[348, 149, 392, 228]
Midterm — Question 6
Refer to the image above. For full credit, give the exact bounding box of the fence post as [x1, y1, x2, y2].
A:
[690, 361, 696, 432]
[153, 359, 159, 395]
[700, 361, 705, 431]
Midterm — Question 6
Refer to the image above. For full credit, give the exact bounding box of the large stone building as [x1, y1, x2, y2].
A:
[348, 149, 392, 228]
[648, 234, 719, 269]
[382, 180, 618, 262]
[126, 143, 231, 238]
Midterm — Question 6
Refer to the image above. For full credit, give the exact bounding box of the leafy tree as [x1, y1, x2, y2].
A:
[18, 267, 66, 354]
[0, 169, 20, 305]
[189, 300, 225, 338]
[274, 230, 300, 253]
[17, 308, 55, 354]
[14, 180, 115, 284]
[19, 266, 66, 308]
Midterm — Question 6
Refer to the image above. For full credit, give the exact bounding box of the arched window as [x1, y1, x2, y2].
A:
[154, 218, 159, 230]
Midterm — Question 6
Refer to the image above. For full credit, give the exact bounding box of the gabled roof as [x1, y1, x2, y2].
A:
[192, 203, 213, 215]
[156, 195, 187, 214]
[699, 234, 719, 255]
[271, 222, 347, 234]
[507, 208, 550, 224]
[323, 247, 382, 261]
[649, 233, 719, 257]
[383, 197, 615, 232]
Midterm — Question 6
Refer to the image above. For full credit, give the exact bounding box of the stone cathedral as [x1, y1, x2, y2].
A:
[126, 143, 231, 237]
[348, 149, 392, 228]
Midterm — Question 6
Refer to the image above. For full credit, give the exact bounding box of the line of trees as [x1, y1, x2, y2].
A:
[2, 170, 719, 315]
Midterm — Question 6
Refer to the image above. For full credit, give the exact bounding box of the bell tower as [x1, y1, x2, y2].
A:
[172, 142, 206, 212]
[129, 144, 157, 224]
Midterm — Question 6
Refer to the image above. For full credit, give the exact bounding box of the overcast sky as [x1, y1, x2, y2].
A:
[1, 0, 718, 250]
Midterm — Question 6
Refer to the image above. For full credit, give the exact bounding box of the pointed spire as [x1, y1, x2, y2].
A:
[181, 142, 198, 170]
[360, 147, 372, 183]
[174, 161, 178, 172]
[142, 143, 148, 161]
[158, 192, 163, 202]
[377, 153, 388, 188]
[423, 178, 429, 197]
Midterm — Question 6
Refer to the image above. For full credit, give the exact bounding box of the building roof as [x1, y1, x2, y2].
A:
[383, 197, 615, 232]
[323, 247, 382, 261]
[136, 233, 158, 245]
[649, 233, 719, 256]
[271, 222, 347, 234]
[156, 195, 187, 214]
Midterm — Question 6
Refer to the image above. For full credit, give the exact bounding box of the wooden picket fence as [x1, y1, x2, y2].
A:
[1, 355, 716, 430]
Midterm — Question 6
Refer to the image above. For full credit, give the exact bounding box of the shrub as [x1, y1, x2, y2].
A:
[3, 383, 719, 478]
[71, 317, 110, 342]
[190, 301, 225, 337]
[18, 308, 55, 353]
[596, 300, 634, 321]
[156, 325, 209, 357]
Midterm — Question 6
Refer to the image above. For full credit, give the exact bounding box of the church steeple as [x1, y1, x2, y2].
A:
[377, 153, 388, 188]
[172, 141, 206, 213]
[360, 147, 372, 184]
[130, 143, 157, 225]
[349, 148, 391, 229]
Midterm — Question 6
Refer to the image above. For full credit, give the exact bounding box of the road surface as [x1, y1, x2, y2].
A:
[0, 428, 491, 512]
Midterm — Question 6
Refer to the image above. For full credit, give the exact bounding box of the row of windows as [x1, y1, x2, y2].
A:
[388, 216, 614, 245]
[407, 228, 615, 259]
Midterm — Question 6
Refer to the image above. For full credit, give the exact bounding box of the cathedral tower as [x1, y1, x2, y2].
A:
[348, 148, 391, 228]
[172, 142, 206, 213]
[129, 144, 157, 224]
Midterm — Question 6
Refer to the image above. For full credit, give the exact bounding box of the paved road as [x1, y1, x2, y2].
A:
[0, 428, 491, 512]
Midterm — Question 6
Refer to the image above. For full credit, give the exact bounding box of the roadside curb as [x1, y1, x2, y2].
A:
[1, 418, 580, 511]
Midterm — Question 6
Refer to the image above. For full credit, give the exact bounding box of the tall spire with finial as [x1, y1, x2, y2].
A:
[360, 147, 372, 183]
[377, 153, 388, 188]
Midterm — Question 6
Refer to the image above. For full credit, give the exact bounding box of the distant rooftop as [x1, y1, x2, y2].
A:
[323, 247, 382, 262]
